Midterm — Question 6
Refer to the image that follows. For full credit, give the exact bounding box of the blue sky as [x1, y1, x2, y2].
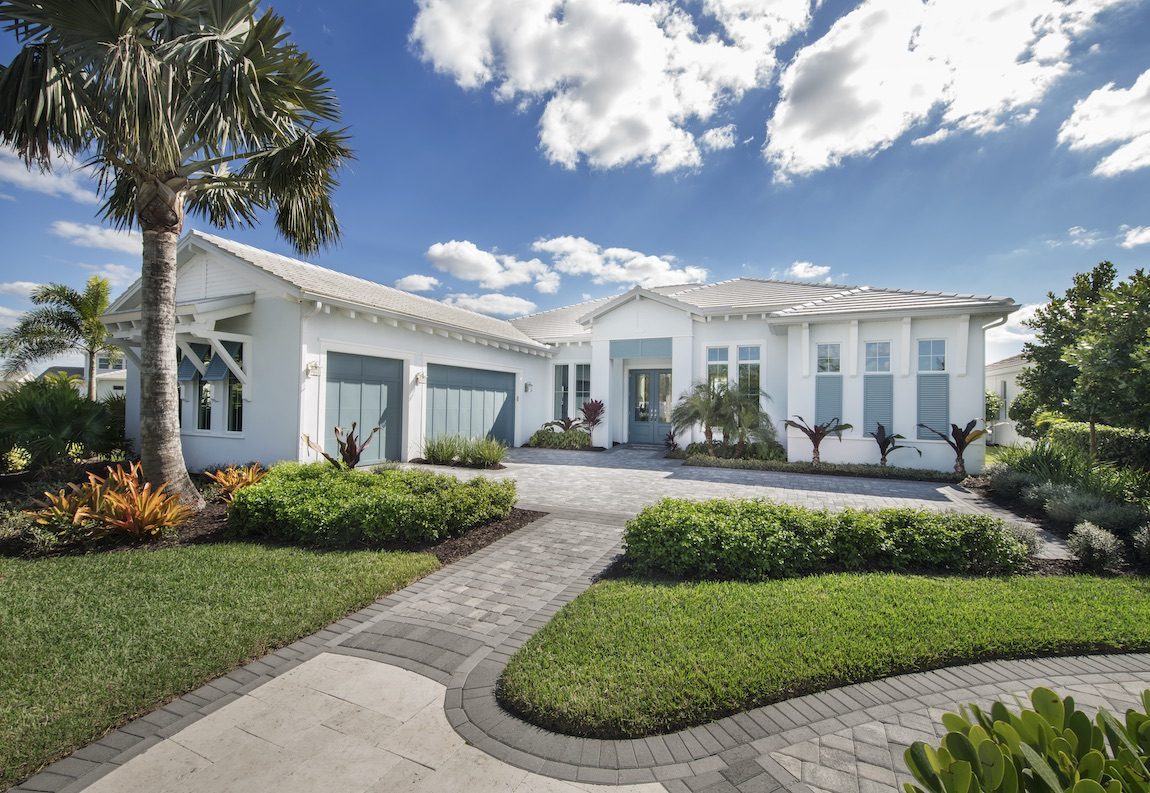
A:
[1, 0, 1149, 368]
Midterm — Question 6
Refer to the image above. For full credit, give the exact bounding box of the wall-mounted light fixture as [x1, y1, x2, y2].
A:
[524, 382, 534, 393]
[414, 371, 428, 385]
[305, 361, 321, 378]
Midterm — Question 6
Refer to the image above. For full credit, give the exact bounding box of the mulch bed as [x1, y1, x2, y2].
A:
[419, 508, 546, 565]
[408, 458, 507, 471]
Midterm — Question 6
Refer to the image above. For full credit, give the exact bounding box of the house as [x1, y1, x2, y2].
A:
[90, 355, 126, 400]
[985, 353, 1031, 447]
[104, 231, 1018, 473]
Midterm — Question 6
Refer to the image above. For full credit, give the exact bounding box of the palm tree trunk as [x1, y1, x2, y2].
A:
[811, 440, 821, 465]
[86, 349, 97, 401]
[139, 228, 203, 508]
[954, 454, 966, 478]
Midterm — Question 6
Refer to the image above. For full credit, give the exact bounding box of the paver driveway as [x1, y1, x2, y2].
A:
[16, 448, 1086, 793]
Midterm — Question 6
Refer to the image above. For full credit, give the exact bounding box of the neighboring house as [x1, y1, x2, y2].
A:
[0, 371, 33, 393]
[985, 353, 1031, 447]
[37, 365, 85, 382]
[92, 356, 127, 400]
[104, 231, 1018, 473]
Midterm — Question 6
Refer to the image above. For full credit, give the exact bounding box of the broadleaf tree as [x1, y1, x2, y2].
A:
[0, 0, 353, 505]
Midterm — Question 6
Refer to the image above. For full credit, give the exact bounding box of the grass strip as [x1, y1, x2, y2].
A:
[499, 573, 1150, 738]
[0, 544, 437, 787]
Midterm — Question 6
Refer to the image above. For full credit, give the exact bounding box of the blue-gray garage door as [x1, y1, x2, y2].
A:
[426, 364, 515, 445]
[325, 352, 403, 465]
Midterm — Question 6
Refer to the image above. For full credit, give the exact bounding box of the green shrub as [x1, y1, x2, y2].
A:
[2, 446, 31, 474]
[1081, 501, 1148, 539]
[996, 441, 1150, 503]
[683, 455, 962, 483]
[421, 435, 507, 468]
[422, 435, 465, 465]
[623, 499, 1028, 580]
[986, 464, 1039, 500]
[526, 428, 591, 449]
[1002, 521, 1040, 555]
[1048, 421, 1150, 470]
[1067, 521, 1125, 573]
[1043, 487, 1106, 526]
[1133, 525, 1150, 567]
[464, 436, 507, 468]
[229, 463, 516, 546]
[1021, 480, 1068, 511]
[0, 379, 124, 468]
[905, 687, 1150, 793]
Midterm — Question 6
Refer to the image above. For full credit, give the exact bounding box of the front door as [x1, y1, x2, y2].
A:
[628, 369, 672, 445]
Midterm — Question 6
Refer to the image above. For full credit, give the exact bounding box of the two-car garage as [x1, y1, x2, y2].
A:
[324, 353, 516, 463]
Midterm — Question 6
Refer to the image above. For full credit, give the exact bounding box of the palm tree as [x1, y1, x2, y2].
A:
[0, 1, 352, 506]
[721, 389, 775, 458]
[784, 415, 853, 465]
[670, 382, 729, 452]
[0, 277, 116, 401]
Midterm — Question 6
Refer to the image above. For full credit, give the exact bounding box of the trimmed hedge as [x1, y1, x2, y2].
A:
[683, 455, 962, 483]
[623, 498, 1028, 580]
[229, 463, 516, 546]
[1048, 422, 1150, 471]
[525, 428, 592, 449]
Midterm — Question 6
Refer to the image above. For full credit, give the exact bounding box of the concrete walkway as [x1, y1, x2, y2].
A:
[15, 450, 1090, 793]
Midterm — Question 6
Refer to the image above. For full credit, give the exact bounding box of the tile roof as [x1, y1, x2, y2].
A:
[987, 353, 1029, 370]
[770, 285, 1015, 318]
[189, 231, 547, 351]
[509, 296, 613, 342]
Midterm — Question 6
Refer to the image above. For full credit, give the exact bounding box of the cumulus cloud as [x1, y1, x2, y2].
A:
[986, 303, 1043, 362]
[0, 147, 98, 204]
[394, 274, 441, 292]
[1059, 67, 1150, 177]
[411, 0, 810, 172]
[51, 221, 142, 254]
[1045, 225, 1105, 248]
[443, 292, 538, 317]
[781, 260, 831, 280]
[426, 240, 558, 294]
[765, 0, 1121, 180]
[700, 124, 738, 151]
[0, 305, 26, 330]
[78, 263, 138, 288]
[1121, 225, 1150, 248]
[532, 236, 708, 287]
[0, 281, 41, 297]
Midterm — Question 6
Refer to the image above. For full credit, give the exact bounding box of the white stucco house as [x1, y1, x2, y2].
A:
[104, 231, 1018, 473]
[985, 353, 1031, 447]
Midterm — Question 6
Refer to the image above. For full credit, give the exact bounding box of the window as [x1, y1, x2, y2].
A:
[737, 345, 761, 397]
[554, 364, 569, 419]
[865, 341, 891, 373]
[196, 379, 212, 430]
[574, 363, 591, 410]
[707, 347, 728, 388]
[918, 339, 946, 371]
[226, 342, 244, 433]
[816, 343, 841, 373]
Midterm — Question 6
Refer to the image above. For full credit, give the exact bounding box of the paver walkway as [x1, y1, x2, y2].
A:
[15, 450, 1091, 793]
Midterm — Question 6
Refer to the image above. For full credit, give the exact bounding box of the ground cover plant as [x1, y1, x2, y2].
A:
[0, 544, 438, 788]
[497, 574, 1150, 738]
[229, 462, 516, 546]
[526, 427, 593, 449]
[682, 455, 961, 483]
[421, 435, 507, 468]
[624, 498, 1027, 579]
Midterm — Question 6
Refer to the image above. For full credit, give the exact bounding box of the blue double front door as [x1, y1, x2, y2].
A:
[627, 369, 672, 445]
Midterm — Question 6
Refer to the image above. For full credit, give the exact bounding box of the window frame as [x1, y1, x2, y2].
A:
[864, 340, 892, 374]
[816, 342, 841, 374]
[574, 363, 591, 410]
[736, 344, 761, 398]
[553, 363, 570, 419]
[917, 338, 947, 372]
[707, 346, 730, 389]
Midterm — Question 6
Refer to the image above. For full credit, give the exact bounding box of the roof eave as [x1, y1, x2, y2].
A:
[767, 302, 1019, 324]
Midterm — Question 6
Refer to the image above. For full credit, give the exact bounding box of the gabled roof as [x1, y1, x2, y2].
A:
[576, 286, 704, 325]
[657, 278, 854, 309]
[987, 353, 1028, 371]
[509, 296, 613, 343]
[184, 231, 548, 351]
[770, 285, 1016, 319]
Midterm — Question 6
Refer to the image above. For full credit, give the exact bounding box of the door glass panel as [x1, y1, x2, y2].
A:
[658, 372, 673, 423]
[633, 373, 650, 422]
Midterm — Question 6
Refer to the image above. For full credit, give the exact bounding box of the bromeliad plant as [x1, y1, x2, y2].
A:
[784, 415, 853, 466]
[869, 423, 921, 466]
[919, 419, 986, 478]
[303, 423, 380, 469]
[544, 416, 584, 432]
[904, 686, 1150, 793]
[204, 463, 267, 502]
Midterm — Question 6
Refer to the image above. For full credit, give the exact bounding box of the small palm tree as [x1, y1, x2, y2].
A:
[722, 389, 775, 458]
[868, 423, 920, 466]
[784, 415, 853, 465]
[0, 277, 116, 401]
[0, 1, 353, 506]
[918, 420, 986, 478]
[670, 382, 729, 453]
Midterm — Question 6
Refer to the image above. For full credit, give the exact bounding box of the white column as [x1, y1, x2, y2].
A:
[955, 314, 970, 377]
[406, 361, 426, 461]
[671, 334, 694, 443]
[590, 340, 611, 448]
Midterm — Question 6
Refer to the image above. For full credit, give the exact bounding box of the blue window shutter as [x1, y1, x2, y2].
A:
[176, 355, 199, 381]
[863, 375, 893, 436]
[815, 375, 843, 426]
[917, 373, 950, 440]
[202, 352, 230, 382]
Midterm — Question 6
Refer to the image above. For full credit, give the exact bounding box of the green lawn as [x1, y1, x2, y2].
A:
[0, 544, 438, 788]
[499, 574, 1150, 738]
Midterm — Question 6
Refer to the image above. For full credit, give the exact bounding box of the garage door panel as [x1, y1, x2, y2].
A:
[325, 352, 403, 464]
[425, 364, 515, 445]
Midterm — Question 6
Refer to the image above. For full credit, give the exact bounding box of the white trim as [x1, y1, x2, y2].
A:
[956, 314, 970, 377]
[900, 318, 911, 377]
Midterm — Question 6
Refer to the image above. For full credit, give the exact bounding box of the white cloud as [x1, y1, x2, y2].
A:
[782, 260, 831, 280]
[425, 239, 557, 293]
[78, 263, 138, 288]
[394, 274, 441, 292]
[0, 305, 25, 330]
[443, 292, 538, 316]
[1121, 225, 1150, 248]
[700, 124, 738, 151]
[0, 147, 98, 204]
[986, 303, 1043, 362]
[765, 0, 1121, 180]
[532, 235, 708, 287]
[411, 0, 810, 172]
[0, 192, 15, 201]
[0, 281, 41, 297]
[1059, 67, 1150, 177]
[1045, 225, 1105, 248]
[51, 221, 142, 255]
